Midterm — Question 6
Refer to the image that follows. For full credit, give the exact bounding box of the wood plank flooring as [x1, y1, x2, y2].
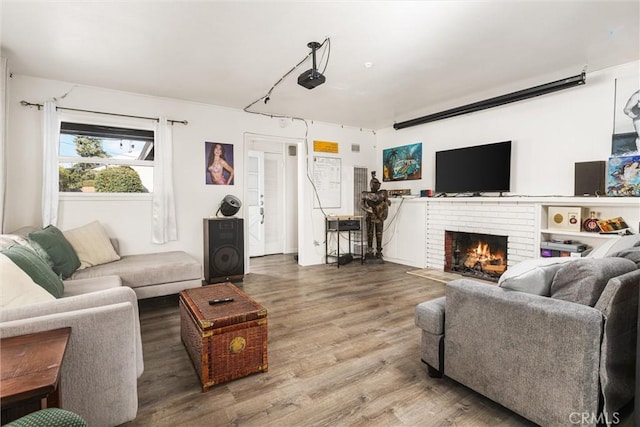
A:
[122, 255, 631, 427]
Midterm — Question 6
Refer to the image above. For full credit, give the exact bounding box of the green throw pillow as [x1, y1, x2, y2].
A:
[1, 245, 64, 298]
[28, 225, 80, 279]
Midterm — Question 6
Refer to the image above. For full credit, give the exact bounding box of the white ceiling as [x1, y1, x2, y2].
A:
[2, 1, 639, 130]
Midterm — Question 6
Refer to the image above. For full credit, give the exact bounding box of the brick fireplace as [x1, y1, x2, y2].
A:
[444, 231, 508, 281]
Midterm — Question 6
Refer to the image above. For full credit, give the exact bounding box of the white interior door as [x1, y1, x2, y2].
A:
[263, 152, 284, 255]
[247, 150, 265, 257]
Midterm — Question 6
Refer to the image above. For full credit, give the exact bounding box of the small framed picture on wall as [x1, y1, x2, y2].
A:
[205, 142, 235, 185]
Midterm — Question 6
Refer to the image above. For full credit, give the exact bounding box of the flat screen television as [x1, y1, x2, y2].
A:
[435, 141, 511, 195]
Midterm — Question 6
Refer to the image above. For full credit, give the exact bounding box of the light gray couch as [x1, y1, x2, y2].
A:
[6, 225, 203, 299]
[0, 282, 143, 427]
[0, 224, 203, 426]
[416, 254, 640, 427]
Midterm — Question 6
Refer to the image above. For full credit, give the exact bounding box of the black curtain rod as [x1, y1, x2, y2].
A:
[19, 101, 188, 125]
[393, 72, 586, 130]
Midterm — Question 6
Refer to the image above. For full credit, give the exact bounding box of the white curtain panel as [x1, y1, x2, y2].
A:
[42, 101, 60, 227]
[0, 57, 7, 233]
[152, 117, 178, 243]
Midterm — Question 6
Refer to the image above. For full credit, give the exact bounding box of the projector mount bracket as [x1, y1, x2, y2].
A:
[307, 41, 322, 71]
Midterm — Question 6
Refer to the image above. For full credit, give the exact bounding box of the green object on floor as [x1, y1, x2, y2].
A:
[5, 408, 88, 427]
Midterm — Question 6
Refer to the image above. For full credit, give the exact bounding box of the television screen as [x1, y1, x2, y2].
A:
[435, 141, 511, 194]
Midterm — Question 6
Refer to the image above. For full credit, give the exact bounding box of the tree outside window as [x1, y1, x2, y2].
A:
[58, 122, 154, 193]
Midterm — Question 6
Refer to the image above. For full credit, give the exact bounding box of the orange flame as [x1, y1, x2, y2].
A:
[468, 242, 504, 264]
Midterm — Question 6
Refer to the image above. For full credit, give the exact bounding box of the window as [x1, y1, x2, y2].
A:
[58, 122, 154, 193]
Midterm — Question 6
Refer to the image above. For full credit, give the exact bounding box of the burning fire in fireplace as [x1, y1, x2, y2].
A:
[445, 231, 508, 282]
[461, 242, 506, 276]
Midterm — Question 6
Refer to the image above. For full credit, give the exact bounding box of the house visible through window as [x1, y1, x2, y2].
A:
[58, 122, 154, 193]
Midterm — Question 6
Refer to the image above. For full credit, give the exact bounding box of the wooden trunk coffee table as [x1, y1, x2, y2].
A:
[180, 283, 268, 391]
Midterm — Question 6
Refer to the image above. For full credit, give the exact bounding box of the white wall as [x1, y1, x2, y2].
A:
[5, 75, 377, 267]
[376, 61, 640, 197]
[6, 61, 638, 270]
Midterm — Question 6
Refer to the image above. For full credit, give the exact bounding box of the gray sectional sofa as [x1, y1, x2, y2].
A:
[0, 222, 203, 426]
[415, 235, 640, 427]
[4, 222, 202, 299]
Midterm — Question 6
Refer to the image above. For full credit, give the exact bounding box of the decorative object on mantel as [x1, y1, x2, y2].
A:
[597, 216, 631, 234]
[583, 211, 601, 233]
[547, 206, 582, 232]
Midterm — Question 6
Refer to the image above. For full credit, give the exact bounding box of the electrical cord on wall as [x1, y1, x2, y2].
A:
[382, 197, 405, 247]
[243, 38, 332, 221]
[242, 39, 332, 252]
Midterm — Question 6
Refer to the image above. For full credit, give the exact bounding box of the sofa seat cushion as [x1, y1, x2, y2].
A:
[70, 251, 201, 289]
[62, 275, 122, 297]
[550, 257, 637, 306]
[415, 297, 446, 334]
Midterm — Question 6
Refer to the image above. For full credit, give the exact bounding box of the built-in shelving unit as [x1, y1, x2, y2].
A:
[538, 197, 640, 255]
[384, 196, 640, 269]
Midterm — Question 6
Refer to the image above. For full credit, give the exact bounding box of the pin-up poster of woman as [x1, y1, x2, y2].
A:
[205, 142, 234, 185]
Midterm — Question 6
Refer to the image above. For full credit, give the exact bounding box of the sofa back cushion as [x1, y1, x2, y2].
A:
[0, 245, 64, 298]
[586, 234, 640, 258]
[550, 258, 637, 306]
[0, 254, 56, 307]
[28, 225, 80, 279]
[608, 246, 640, 268]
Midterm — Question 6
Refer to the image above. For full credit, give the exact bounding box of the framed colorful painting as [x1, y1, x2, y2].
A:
[382, 142, 422, 182]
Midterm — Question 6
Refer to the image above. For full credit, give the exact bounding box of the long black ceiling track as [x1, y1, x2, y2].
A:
[393, 71, 586, 130]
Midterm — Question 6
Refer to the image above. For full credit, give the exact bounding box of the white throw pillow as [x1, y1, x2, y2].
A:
[0, 253, 56, 308]
[498, 257, 576, 296]
[63, 221, 120, 269]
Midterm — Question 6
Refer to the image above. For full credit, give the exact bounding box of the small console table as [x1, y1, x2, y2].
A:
[1, 327, 71, 424]
[325, 215, 365, 267]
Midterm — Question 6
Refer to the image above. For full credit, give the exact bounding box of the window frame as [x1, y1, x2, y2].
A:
[57, 111, 156, 198]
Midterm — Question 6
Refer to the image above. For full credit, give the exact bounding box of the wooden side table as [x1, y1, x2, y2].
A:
[1, 327, 71, 424]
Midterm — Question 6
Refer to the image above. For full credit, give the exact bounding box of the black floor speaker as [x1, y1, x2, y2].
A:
[203, 218, 244, 284]
[574, 161, 606, 196]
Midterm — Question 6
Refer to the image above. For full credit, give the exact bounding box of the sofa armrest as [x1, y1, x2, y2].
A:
[595, 269, 640, 418]
[0, 287, 143, 378]
[0, 302, 139, 427]
[444, 279, 603, 426]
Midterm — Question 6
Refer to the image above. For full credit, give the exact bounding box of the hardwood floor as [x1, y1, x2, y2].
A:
[121, 255, 628, 427]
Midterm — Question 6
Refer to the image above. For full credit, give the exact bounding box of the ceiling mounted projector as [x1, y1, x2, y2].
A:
[298, 41, 326, 89]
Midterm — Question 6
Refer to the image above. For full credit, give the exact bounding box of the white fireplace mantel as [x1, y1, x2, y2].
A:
[383, 196, 640, 270]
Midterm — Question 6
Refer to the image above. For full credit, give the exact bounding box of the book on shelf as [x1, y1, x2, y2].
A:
[540, 249, 585, 258]
[597, 216, 630, 233]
